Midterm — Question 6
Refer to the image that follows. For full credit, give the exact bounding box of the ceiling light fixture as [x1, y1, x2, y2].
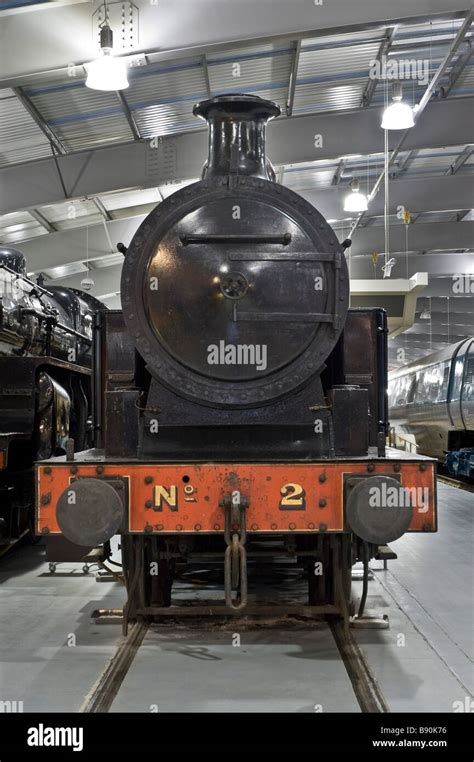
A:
[381, 82, 414, 130]
[343, 178, 368, 213]
[86, 11, 129, 91]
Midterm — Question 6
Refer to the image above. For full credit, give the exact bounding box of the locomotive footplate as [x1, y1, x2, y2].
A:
[36, 452, 437, 539]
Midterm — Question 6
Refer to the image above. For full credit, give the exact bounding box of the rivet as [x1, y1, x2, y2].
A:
[157, 524, 163, 531]
[214, 523, 221, 530]
[319, 473, 327, 483]
[422, 522, 431, 531]
[40, 494, 50, 506]
[44, 467, 51, 475]
[308, 522, 315, 529]
[289, 522, 296, 530]
[319, 523, 327, 531]
[96, 465, 104, 474]
[115, 481, 124, 489]
[70, 466, 78, 475]
[194, 524, 201, 531]
[176, 524, 183, 531]
[251, 523, 258, 530]
[144, 524, 153, 533]
[319, 499, 326, 508]
[145, 500, 153, 508]
[144, 475, 153, 484]
[271, 523, 277, 530]
[393, 463, 401, 472]
[367, 463, 375, 472]
[419, 463, 427, 472]
[41, 527, 50, 534]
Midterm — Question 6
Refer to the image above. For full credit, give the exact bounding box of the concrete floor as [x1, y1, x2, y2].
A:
[355, 481, 473, 712]
[0, 480, 471, 713]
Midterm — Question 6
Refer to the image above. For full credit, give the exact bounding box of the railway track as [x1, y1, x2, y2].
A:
[437, 473, 474, 493]
[80, 613, 389, 714]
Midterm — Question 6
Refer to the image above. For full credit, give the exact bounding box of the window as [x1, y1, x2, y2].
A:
[450, 357, 465, 402]
[463, 354, 474, 402]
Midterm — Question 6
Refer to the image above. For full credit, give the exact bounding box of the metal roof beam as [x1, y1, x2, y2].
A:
[445, 145, 474, 175]
[12, 86, 68, 155]
[391, 149, 416, 178]
[1, 96, 472, 214]
[115, 91, 141, 141]
[300, 174, 474, 220]
[0, 4, 467, 89]
[361, 26, 397, 107]
[18, 193, 474, 276]
[348, 221, 474, 256]
[350, 10, 474, 235]
[331, 160, 345, 186]
[201, 54, 212, 99]
[440, 39, 473, 97]
[28, 208, 58, 233]
[416, 11, 474, 117]
[91, 196, 112, 222]
[286, 39, 301, 117]
[22, 216, 144, 272]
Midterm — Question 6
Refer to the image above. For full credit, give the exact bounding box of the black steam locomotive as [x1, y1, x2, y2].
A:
[36, 96, 437, 625]
[0, 247, 103, 551]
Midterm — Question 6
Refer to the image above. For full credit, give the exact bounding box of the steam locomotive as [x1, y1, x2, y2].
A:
[35, 95, 437, 625]
[0, 247, 104, 551]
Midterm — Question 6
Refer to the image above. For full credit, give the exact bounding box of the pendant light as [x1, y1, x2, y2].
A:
[86, 8, 129, 91]
[381, 82, 414, 130]
[343, 178, 368, 213]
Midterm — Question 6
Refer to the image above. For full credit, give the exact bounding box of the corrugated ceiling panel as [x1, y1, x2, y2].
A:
[294, 40, 380, 114]
[0, 210, 34, 231]
[158, 178, 199, 198]
[0, 91, 52, 167]
[133, 103, 198, 137]
[38, 199, 97, 224]
[208, 49, 292, 107]
[207, 43, 293, 61]
[393, 18, 465, 43]
[127, 61, 206, 103]
[284, 168, 335, 190]
[25, 81, 132, 150]
[126, 61, 207, 137]
[88, 253, 125, 270]
[0, 223, 47, 244]
[450, 62, 474, 96]
[42, 262, 88, 279]
[297, 42, 381, 79]
[99, 187, 162, 211]
[293, 80, 366, 114]
[301, 29, 385, 48]
[26, 80, 119, 119]
[56, 113, 132, 151]
[54, 214, 103, 231]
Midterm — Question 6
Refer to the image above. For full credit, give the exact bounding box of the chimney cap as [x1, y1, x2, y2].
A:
[193, 93, 281, 121]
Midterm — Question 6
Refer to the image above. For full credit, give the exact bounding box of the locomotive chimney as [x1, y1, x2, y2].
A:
[193, 94, 280, 181]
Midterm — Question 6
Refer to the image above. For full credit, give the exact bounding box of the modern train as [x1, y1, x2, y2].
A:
[0, 247, 104, 552]
[388, 338, 474, 477]
[34, 95, 437, 627]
